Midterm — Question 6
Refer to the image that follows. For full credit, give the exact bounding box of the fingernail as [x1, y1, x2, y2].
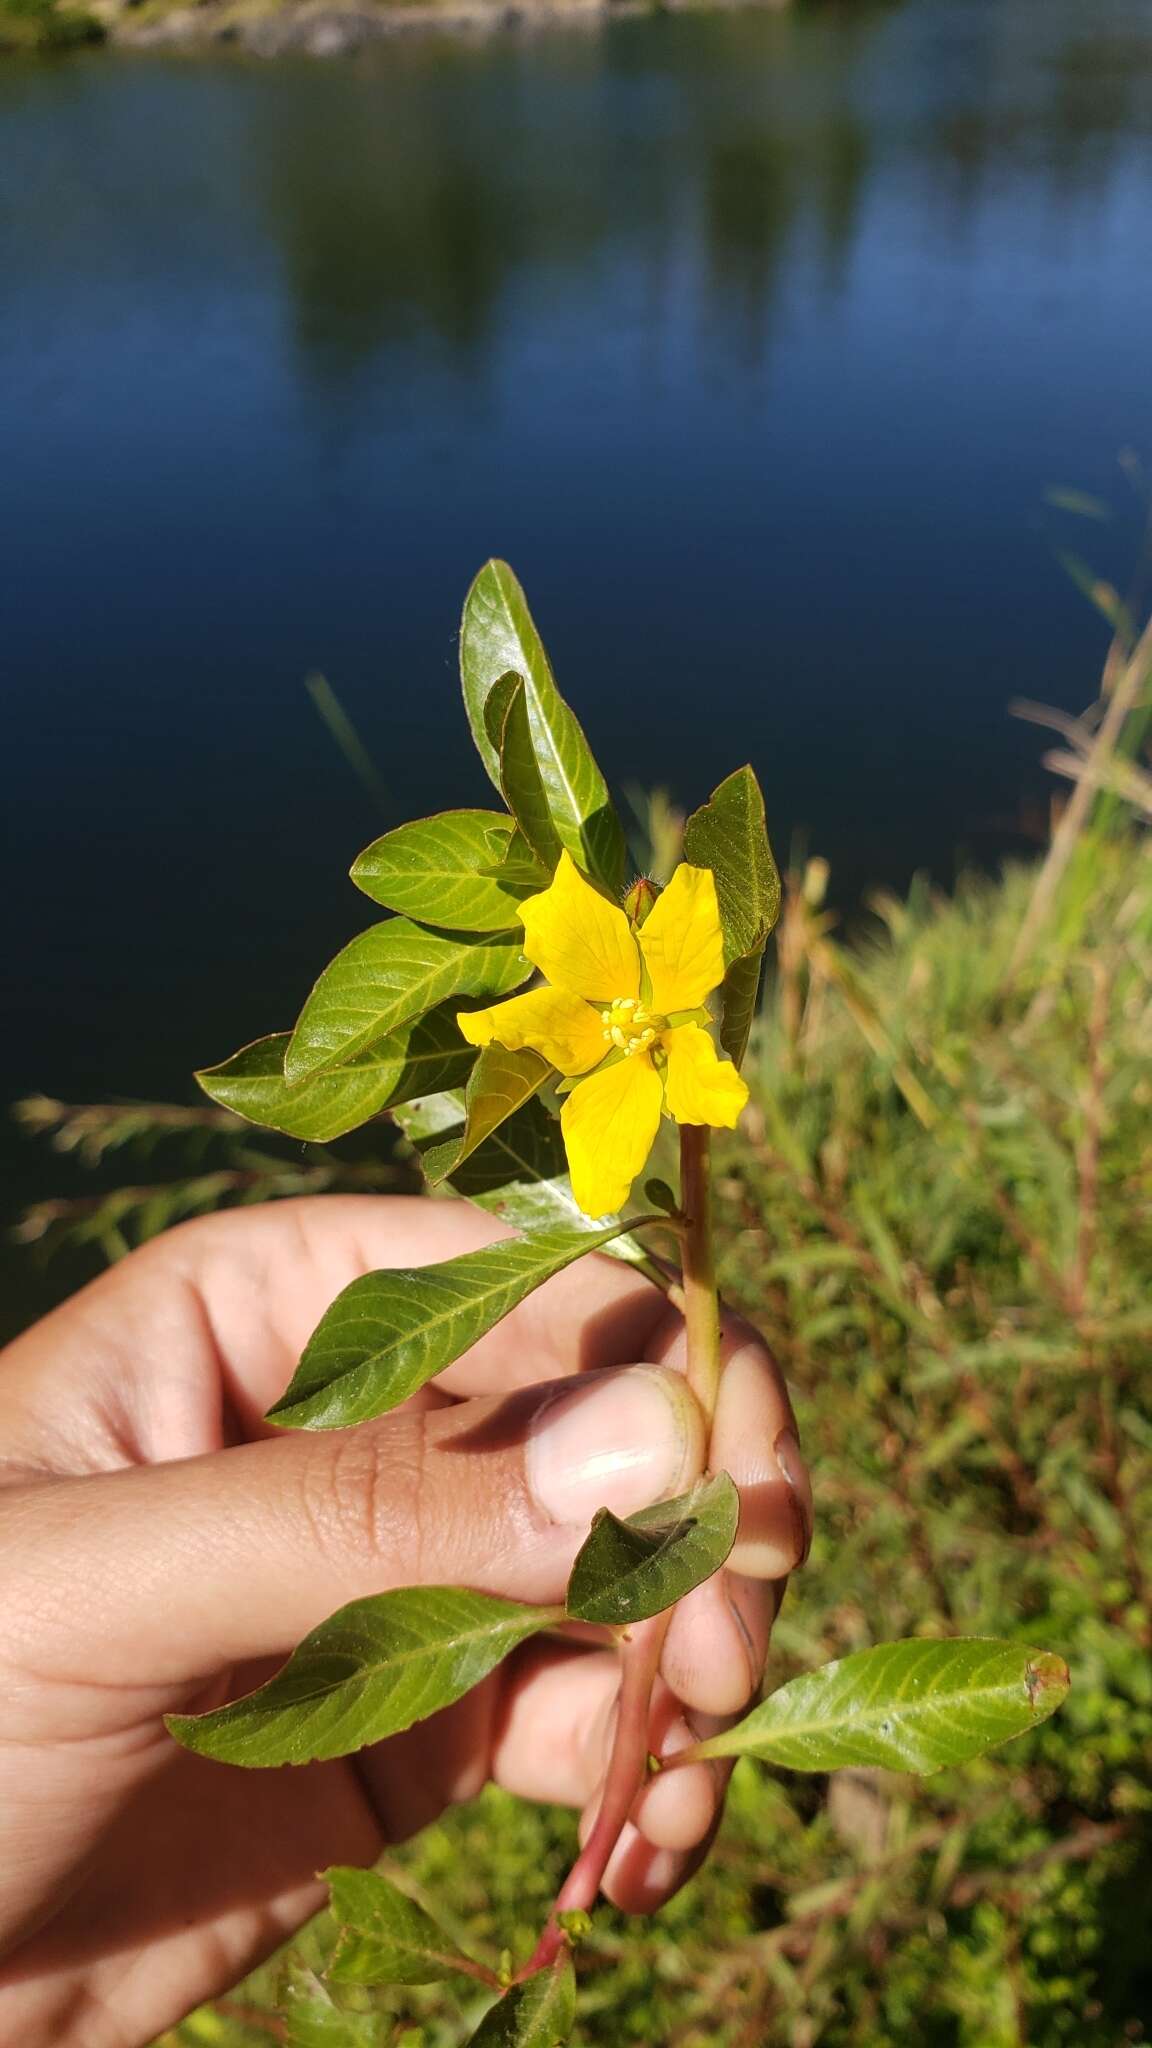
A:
[773, 1427, 814, 1566]
[528, 1366, 703, 1527]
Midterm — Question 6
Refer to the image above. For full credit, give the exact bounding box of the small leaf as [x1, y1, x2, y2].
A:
[394, 1093, 658, 1274]
[713, 947, 764, 1069]
[268, 1223, 638, 1429]
[643, 1177, 679, 1214]
[351, 811, 533, 933]
[422, 1044, 551, 1185]
[324, 1866, 486, 1987]
[683, 765, 780, 962]
[460, 560, 626, 894]
[485, 672, 563, 872]
[689, 1639, 1071, 1775]
[566, 1473, 740, 1625]
[285, 1970, 387, 2047]
[197, 1006, 476, 1142]
[287, 922, 530, 1081]
[468, 1953, 576, 2047]
[167, 1588, 553, 1767]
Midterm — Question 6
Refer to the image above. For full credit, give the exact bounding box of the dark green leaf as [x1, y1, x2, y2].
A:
[713, 948, 764, 1068]
[167, 1589, 553, 1767]
[422, 1044, 551, 1185]
[285, 1970, 388, 2048]
[485, 672, 563, 873]
[689, 1639, 1071, 1775]
[469, 1954, 576, 2047]
[324, 1866, 486, 1987]
[683, 765, 781, 962]
[394, 1093, 659, 1275]
[460, 560, 626, 893]
[566, 1473, 740, 1625]
[197, 1006, 475, 1143]
[480, 826, 551, 889]
[351, 811, 532, 934]
[286, 922, 530, 1081]
[268, 1223, 636, 1429]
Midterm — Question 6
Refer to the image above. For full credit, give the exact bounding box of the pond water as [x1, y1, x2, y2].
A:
[4, 0, 1152, 1132]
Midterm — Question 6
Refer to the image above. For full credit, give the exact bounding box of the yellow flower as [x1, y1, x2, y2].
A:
[457, 850, 748, 1217]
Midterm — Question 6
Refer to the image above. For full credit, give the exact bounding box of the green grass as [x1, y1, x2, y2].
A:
[151, 837, 1152, 2047]
[0, 0, 103, 51]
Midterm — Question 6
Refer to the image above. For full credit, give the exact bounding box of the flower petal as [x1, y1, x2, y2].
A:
[561, 1052, 664, 1216]
[638, 864, 726, 1014]
[662, 1024, 749, 1129]
[520, 850, 640, 1003]
[457, 988, 607, 1076]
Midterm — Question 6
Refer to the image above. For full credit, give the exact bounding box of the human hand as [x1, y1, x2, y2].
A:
[0, 1196, 810, 2048]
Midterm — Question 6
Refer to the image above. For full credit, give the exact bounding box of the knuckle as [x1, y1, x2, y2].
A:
[299, 1415, 429, 1585]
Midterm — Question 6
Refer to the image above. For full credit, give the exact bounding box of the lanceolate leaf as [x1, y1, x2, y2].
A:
[422, 1045, 551, 1185]
[351, 811, 533, 934]
[460, 560, 626, 894]
[196, 1006, 476, 1142]
[566, 1473, 740, 1625]
[286, 922, 530, 1081]
[393, 1093, 660, 1275]
[268, 1224, 638, 1429]
[485, 672, 563, 873]
[688, 1639, 1071, 1775]
[713, 947, 764, 1069]
[683, 766, 781, 962]
[166, 1589, 554, 1767]
[324, 1867, 487, 1988]
[468, 1953, 576, 2047]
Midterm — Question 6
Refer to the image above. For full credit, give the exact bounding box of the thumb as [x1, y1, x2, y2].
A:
[7, 1365, 704, 1695]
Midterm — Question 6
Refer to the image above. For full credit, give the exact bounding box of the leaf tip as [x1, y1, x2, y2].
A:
[1024, 1651, 1070, 1714]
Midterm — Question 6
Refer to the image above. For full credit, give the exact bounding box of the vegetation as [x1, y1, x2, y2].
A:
[0, 0, 103, 51]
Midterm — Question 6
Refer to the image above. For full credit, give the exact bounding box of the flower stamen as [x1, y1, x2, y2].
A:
[600, 998, 664, 1058]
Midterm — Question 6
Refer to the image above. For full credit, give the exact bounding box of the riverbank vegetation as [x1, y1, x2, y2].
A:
[0, 0, 102, 49]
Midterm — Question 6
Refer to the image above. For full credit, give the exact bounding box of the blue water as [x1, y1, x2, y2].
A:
[3, 0, 1152, 1126]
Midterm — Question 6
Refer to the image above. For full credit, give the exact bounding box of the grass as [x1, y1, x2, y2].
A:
[129, 831, 1150, 2048]
[0, 0, 103, 49]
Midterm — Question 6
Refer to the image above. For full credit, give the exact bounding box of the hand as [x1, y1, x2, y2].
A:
[0, 1196, 811, 2048]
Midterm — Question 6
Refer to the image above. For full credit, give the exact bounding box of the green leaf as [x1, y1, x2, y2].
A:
[394, 1093, 659, 1275]
[485, 672, 563, 873]
[324, 1866, 485, 1987]
[351, 811, 533, 933]
[196, 1006, 476, 1143]
[460, 559, 626, 893]
[566, 1473, 740, 1625]
[689, 1639, 1071, 1775]
[468, 1954, 576, 2047]
[683, 766, 779, 1067]
[286, 922, 530, 1081]
[683, 765, 781, 962]
[166, 1588, 553, 1767]
[422, 1045, 551, 1186]
[268, 1223, 637, 1429]
[285, 1970, 387, 2048]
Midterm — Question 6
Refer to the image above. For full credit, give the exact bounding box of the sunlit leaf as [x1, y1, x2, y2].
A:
[351, 811, 532, 933]
[689, 1639, 1071, 1775]
[286, 922, 530, 1081]
[268, 1223, 638, 1429]
[285, 1970, 388, 2048]
[460, 560, 626, 893]
[422, 1044, 551, 1185]
[485, 672, 563, 873]
[566, 1473, 740, 1625]
[468, 1954, 576, 2046]
[167, 1589, 554, 1767]
[324, 1866, 487, 1987]
[683, 767, 780, 1065]
[196, 1006, 475, 1142]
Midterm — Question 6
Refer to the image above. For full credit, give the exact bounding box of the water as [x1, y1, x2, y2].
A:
[4, 0, 1152, 1153]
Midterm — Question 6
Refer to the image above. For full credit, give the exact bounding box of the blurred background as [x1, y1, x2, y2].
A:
[3, 0, 1151, 2041]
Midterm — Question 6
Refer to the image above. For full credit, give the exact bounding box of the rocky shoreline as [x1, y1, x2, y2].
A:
[109, 0, 786, 55]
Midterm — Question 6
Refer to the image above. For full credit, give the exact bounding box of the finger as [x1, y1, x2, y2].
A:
[660, 1571, 777, 1717]
[599, 1821, 711, 1916]
[3, 1363, 706, 1696]
[710, 1338, 812, 1577]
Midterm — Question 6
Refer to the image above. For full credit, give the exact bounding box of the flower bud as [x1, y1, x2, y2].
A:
[623, 874, 662, 927]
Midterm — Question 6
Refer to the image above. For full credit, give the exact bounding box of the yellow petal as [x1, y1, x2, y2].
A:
[519, 850, 640, 1003]
[638, 864, 726, 1014]
[662, 1023, 749, 1129]
[561, 1052, 664, 1216]
[457, 987, 607, 1076]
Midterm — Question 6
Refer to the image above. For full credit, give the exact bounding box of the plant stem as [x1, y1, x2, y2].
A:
[519, 1125, 726, 1985]
[679, 1123, 723, 1424]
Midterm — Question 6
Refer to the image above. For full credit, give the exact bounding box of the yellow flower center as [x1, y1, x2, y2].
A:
[599, 997, 666, 1058]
